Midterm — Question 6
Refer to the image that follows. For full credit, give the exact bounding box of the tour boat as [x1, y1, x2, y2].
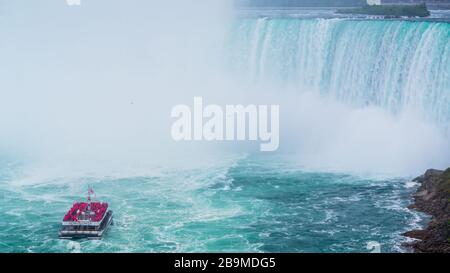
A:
[59, 187, 113, 239]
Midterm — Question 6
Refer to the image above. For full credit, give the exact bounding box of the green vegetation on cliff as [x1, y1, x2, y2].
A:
[337, 4, 430, 18]
[238, 0, 366, 7]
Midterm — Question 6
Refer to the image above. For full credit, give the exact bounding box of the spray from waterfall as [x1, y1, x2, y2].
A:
[227, 18, 450, 175]
[0, 2, 449, 177]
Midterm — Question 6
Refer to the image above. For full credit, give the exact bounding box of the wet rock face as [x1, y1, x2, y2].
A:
[403, 168, 450, 253]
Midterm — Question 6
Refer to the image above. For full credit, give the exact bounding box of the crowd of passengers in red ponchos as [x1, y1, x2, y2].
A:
[63, 202, 108, 222]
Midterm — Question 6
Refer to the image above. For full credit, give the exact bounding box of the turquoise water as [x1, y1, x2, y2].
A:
[0, 15, 449, 253]
[0, 154, 424, 253]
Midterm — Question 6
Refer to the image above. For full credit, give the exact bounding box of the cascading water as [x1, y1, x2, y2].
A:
[228, 18, 450, 128]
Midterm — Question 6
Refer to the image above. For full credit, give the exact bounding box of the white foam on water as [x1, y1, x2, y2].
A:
[404, 181, 420, 189]
[66, 241, 81, 253]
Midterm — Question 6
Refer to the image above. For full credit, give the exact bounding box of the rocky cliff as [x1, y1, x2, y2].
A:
[403, 168, 450, 253]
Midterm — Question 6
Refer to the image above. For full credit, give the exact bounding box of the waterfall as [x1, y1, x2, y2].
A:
[228, 18, 450, 128]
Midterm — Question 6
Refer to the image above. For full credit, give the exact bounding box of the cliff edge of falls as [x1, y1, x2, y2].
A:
[403, 168, 450, 253]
